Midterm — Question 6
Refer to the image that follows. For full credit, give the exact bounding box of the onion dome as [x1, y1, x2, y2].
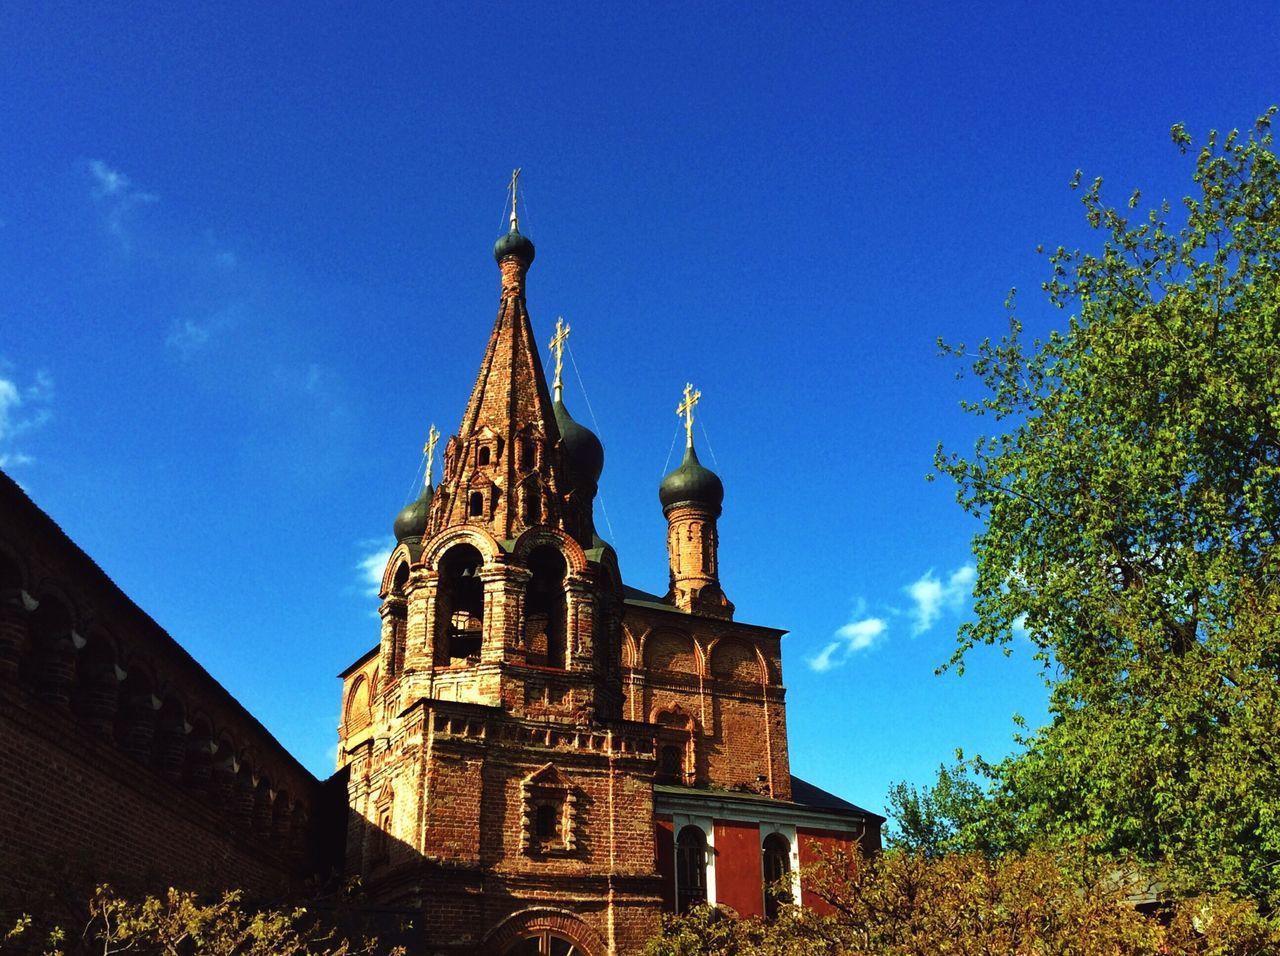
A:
[553, 398, 604, 488]
[393, 485, 432, 543]
[493, 227, 535, 266]
[659, 444, 724, 514]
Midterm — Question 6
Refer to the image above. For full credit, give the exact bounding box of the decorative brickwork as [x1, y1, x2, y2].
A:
[336, 213, 882, 953]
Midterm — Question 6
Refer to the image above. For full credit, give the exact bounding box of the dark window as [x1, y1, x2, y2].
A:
[658, 744, 683, 783]
[535, 802, 558, 840]
[521, 441, 536, 470]
[675, 825, 708, 913]
[762, 833, 792, 918]
[469, 492, 484, 517]
[478, 446, 491, 466]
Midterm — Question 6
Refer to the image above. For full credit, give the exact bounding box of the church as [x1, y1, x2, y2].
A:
[334, 181, 882, 953]
[0, 181, 880, 956]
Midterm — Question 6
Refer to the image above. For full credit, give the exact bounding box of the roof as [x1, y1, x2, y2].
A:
[622, 584, 786, 636]
[791, 775, 884, 820]
[654, 774, 884, 827]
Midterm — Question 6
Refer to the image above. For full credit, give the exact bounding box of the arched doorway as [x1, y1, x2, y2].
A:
[485, 909, 602, 956]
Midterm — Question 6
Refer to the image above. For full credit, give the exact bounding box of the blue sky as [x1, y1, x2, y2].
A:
[1, 2, 1276, 816]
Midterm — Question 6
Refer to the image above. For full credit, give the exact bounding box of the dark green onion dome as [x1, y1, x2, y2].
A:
[553, 398, 604, 488]
[393, 485, 432, 542]
[659, 444, 724, 514]
[493, 227, 536, 265]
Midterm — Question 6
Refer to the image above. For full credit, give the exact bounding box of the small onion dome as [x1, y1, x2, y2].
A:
[659, 444, 724, 514]
[493, 227, 536, 265]
[393, 486, 432, 542]
[553, 398, 605, 487]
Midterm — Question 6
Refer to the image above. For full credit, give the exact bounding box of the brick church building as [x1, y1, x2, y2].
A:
[0, 185, 880, 956]
[334, 192, 882, 953]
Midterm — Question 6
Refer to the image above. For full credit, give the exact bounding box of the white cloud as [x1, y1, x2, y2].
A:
[166, 319, 212, 357]
[357, 541, 394, 598]
[86, 159, 158, 246]
[905, 564, 975, 636]
[808, 602, 888, 672]
[0, 368, 53, 469]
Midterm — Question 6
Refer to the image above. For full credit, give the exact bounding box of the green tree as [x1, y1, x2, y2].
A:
[935, 108, 1280, 909]
[646, 847, 1280, 955]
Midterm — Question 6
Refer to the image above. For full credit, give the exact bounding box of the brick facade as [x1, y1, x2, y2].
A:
[337, 218, 883, 954]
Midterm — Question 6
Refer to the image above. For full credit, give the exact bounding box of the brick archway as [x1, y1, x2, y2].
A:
[483, 907, 606, 956]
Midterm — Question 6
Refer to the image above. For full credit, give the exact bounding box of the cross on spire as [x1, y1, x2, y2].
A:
[677, 382, 701, 449]
[549, 317, 571, 402]
[509, 168, 521, 232]
[423, 423, 440, 489]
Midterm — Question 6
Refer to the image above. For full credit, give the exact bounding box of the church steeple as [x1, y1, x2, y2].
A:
[426, 173, 594, 547]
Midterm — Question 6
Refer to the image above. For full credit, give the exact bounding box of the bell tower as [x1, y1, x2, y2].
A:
[386, 172, 623, 721]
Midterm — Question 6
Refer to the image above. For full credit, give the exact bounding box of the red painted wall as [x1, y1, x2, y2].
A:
[712, 819, 763, 918]
[655, 815, 675, 912]
[797, 827, 863, 915]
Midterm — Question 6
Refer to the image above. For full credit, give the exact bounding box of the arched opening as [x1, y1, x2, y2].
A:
[524, 545, 567, 668]
[0, 551, 27, 677]
[439, 544, 484, 664]
[386, 561, 410, 678]
[675, 825, 709, 913]
[344, 675, 372, 735]
[478, 445, 492, 466]
[523, 479, 541, 524]
[154, 695, 188, 780]
[74, 635, 119, 737]
[762, 832, 793, 918]
[520, 438, 536, 471]
[114, 668, 157, 764]
[184, 717, 215, 794]
[27, 596, 76, 707]
[501, 932, 583, 956]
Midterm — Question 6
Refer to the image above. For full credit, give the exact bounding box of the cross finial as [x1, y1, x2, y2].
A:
[677, 382, 701, 449]
[423, 423, 440, 490]
[549, 317, 571, 402]
[509, 168, 521, 232]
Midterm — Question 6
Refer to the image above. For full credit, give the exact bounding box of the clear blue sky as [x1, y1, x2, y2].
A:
[1, 2, 1275, 817]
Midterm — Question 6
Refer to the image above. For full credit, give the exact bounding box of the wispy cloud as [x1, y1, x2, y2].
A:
[166, 319, 212, 357]
[0, 366, 54, 469]
[356, 540, 394, 599]
[808, 562, 976, 673]
[809, 608, 889, 672]
[86, 159, 159, 248]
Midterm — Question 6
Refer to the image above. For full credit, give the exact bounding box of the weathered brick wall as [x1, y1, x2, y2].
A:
[623, 606, 792, 799]
[0, 471, 326, 906]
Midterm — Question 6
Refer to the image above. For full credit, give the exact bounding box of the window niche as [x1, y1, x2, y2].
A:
[520, 764, 580, 856]
[762, 832, 793, 918]
[675, 825, 709, 913]
[437, 545, 484, 664]
[524, 545, 567, 668]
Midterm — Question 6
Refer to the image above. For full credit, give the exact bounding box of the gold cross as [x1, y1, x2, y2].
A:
[677, 382, 701, 449]
[548, 316, 570, 401]
[509, 168, 521, 231]
[423, 424, 440, 489]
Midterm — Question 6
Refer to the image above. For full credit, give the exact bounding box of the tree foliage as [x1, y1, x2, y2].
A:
[2, 884, 405, 956]
[934, 108, 1280, 908]
[646, 847, 1280, 955]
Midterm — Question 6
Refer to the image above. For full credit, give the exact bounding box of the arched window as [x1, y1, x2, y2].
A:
[675, 825, 708, 913]
[524, 545, 567, 668]
[478, 446, 492, 466]
[762, 833, 792, 919]
[439, 545, 484, 663]
[501, 931, 581, 956]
